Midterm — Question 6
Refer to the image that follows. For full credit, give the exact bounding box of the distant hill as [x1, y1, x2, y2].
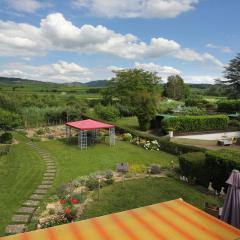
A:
[0, 76, 108, 88]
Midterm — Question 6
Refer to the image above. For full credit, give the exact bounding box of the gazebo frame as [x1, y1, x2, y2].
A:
[65, 119, 115, 150]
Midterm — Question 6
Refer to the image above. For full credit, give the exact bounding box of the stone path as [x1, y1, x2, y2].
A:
[5, 141, 56, 235]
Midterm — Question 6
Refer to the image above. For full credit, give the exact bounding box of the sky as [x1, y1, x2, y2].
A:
[0, 0, 239, 84]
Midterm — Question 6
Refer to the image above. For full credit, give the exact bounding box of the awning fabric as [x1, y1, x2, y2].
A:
[66, 119, 114, 130]
[2, 199, 240, 240]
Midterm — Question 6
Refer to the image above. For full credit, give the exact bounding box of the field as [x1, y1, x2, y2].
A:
[38, 139, 177, 187]
[81, 178, 223, 220]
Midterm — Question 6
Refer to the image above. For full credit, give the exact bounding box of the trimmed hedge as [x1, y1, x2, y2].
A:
[179, 152, 206, 184]
[160, 141, 206, 155]
[217, 100, 240, 113]
[162, 115, 229, 132]
[205, 149, 240, 190]
[179, 149, 240, 191]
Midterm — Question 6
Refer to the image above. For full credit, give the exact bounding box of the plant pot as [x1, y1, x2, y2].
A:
[169, 131, 174, 138]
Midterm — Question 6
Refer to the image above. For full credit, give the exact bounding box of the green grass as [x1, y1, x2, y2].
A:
[0, 133, 45, 236]
[81, 178, 223, 220]
[38, 140, 177, 188]
[116, 117, 139, 130]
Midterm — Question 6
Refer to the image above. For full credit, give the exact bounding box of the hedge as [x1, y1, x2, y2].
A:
[179, 152, 206, 185]
[162, 115, 229, 132]
[217, 100, 240, 113]
[205, 149, 240, 190]
[159, 141, 206, 155]
[179, 149, 240, 191]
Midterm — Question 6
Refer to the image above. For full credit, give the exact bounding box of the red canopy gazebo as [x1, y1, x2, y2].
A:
[65, 119, 115, 149]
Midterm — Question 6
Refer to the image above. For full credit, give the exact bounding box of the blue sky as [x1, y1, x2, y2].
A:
[0, 0, 239, 83]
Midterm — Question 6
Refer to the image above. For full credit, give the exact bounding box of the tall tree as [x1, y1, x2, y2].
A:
[163, 75, 188, 100]
[102, 69, 161, 130]
[221, 53, 240, 98]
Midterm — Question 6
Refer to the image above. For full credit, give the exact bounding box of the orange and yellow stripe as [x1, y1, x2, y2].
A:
[2, 199, 240, 240]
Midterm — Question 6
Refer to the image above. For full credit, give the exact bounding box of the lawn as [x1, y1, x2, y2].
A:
[116, 117, 139, 130]
[81, 178, 223, 220]
[0, 133, 45, 236]
[38, 139, 177, 188]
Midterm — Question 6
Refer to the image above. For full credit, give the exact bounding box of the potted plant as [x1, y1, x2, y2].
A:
[166, 128, 175, 138]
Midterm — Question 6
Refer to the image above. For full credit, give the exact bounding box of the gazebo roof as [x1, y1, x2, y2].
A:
[66, 119, 114, 130]
[2, 199, 240, 240]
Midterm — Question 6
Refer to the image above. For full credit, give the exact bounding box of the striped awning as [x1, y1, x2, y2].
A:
[2, 199, 240, 240]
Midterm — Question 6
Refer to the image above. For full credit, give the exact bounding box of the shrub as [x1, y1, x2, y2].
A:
[0, 132, 13, 144]
[95, 104, 120, 122]
[229, 119, 240, 128]
[178, 149, 240, 191]
[217, 100, 240, 113]
[185, 96, 208, 107]
[162, 115, 229, 133]
[182, 107, 206, 116]
[159, 141, 206, 155]
[122, 133, 133, 142]
[179, 152, 206, 185]
[36, 128, 45, 135]
[205, 149, 240, 191]
[85, 177, 100, 190]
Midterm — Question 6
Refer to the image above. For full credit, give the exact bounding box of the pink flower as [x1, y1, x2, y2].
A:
[71, 199, 78, 204]
[65, 208, 71, 215]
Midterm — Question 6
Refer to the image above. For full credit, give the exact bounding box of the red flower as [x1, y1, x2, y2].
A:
[65, 208, 71, 215]
[71, 199, 78, 204]
[60, 199, 65, 204]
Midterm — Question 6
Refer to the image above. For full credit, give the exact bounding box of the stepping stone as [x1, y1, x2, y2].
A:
[47, 166, 56, 169]
[23, 200, 39, 207]
[43, 177, 54, 181]
[34, 189, 47, 194]
[5, 224, 26, 234]
[30, 194, 44, 200]
[38, 185, 51, 189]
[12, 215, 30, 223]
[17, 207, 35, 214]
[46, 170, 56, 173]
[42, 180, 53, 185]
[44, 173, 55, 177]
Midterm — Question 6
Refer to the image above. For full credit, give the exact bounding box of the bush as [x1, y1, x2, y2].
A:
[95, 104, 120, 122]
[179, 152, 206, 185]
[0, 132, 13, 144]
[182, 107, 206, 116]
[217, 100, 240, 113]
[185, 96, 208, 107]
[229, 119, 240, 128]
[178, 149, 240, 191]
[159, 141, 206, 155]
[162, 115, 229, 133]
[85, 177, 100, 191]
[205, 149, 240, 191]
[122, 133, 133, 142]
[36, 128, 45, 135]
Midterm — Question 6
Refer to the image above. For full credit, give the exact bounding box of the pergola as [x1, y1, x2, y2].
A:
[65, 119, 115, 149]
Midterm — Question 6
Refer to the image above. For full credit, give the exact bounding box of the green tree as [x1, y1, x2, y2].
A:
[0, 109, 22, 131]
[221, 53, 240, 98]
[103, 69, 161, 130]
[163, 75, 188, 100]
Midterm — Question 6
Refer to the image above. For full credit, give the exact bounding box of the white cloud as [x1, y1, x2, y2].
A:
[206, 43, 232, 54]
[183, 75, 219, 84]
[0, 61, 91, 83]
[0, 13, 223, 67]
[134, 62, 181, 75]
[5, 0, 46, 13]
[74, 0, 198, 18]
[0, 62, 223, 84]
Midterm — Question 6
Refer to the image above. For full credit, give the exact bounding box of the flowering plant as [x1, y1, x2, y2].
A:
[143, 140, 160, 151]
